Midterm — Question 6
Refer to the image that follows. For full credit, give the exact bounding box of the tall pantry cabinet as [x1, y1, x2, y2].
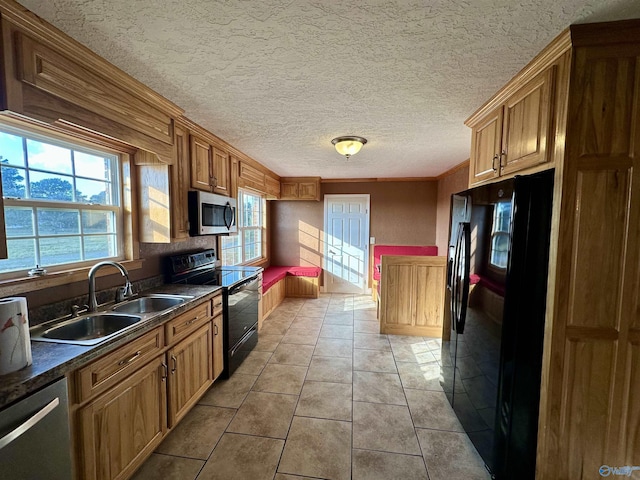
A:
[467, 20, 640, 479]
[537, 22, 640, 479]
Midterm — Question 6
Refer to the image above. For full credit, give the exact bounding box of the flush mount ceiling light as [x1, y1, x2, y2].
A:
[331, 136, 367, 160]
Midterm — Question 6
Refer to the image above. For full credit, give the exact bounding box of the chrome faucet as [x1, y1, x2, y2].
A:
[88, 261, 134, 312]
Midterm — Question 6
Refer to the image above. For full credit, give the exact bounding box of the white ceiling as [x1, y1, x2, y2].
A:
[17, 0, 640, 179]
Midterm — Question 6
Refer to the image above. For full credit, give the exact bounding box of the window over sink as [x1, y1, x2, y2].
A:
[0, 123, 124, 276]
[220, 188, 265, 266]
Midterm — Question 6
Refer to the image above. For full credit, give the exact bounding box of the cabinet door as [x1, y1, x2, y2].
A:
[167, 323, 213, 427]
[190, 135, 214, 191]
[78, 356, 167, 480]
[213, 313, 224, 380]
[501, 67, 554, 175]
[212, 146, 230, 196]
[469, 106, 503, 185]
[171, 124, 190, 240]
[298, 182, 318, 200]
[281, 182, 299, 199]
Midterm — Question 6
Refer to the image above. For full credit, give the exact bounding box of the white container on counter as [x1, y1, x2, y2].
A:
[0, 297, 32, 375]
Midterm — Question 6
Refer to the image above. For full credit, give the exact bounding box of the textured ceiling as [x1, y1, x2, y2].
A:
[16, 0, 640, 179]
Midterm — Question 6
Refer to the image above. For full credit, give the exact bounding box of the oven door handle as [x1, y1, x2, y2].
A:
[228, 275, 260, 296]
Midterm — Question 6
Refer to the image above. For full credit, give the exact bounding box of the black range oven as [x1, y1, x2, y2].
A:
[167, 250, 261, 377]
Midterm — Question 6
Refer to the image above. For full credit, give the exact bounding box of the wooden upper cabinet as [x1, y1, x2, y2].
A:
[501, 67, 555, 176]
[190, 134, 214, 192]
[212, 146, 230, 195]
[0, 13, 183, 163]
[279, 177, 320, 201]
[265, 174, 281, 199]
[171, 123, 190, 240]
[469, 107, 503, 184]
[467, 66, 556, 186]
[189, 133, 230, 195]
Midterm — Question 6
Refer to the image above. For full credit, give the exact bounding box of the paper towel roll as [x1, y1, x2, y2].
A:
[0, 297, 32, 375]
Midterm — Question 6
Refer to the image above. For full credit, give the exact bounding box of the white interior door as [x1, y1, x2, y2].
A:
[324, 194, 370, 294]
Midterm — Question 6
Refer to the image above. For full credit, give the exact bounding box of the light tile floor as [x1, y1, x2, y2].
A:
[132, 294, 490, 480]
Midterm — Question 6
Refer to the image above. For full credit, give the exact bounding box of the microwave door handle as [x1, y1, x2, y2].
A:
[224, 203, 234, 229]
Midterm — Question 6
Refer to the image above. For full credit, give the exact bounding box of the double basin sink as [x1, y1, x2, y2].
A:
[32, 294, 194, 346]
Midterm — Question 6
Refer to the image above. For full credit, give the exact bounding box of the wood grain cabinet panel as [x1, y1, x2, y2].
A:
[212, 146, 230, 195]
[535, 33, 640, 479]
[170, 122, 190, 240]
[279, 177, 320, 201]
[467, 67, 555, 186]
[164, 299, 211, 345]
[379, 255, 446, 337]
[190, 134, 214, 192]
[77, 356, 167, 480]
[167, 323, 213, 427]
[213, 313, 224, 381]
[73, 327, 164, 404]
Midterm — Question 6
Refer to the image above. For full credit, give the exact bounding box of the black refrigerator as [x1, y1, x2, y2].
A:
[442, 169, 554, 479]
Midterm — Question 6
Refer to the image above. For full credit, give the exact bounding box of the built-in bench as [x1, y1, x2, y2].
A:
[261, 266, 322, 325]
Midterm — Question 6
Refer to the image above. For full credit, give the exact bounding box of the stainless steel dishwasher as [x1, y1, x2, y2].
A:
[0, 378, 72, 480]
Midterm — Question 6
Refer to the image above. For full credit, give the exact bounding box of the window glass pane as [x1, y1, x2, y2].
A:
[491, 233, 509, 268]
[75, 152, 111, 181]
[26, 139, 72, 174]
[82, 211, 115, 234]
[1, 166, 27, 198]
[29, 171, 75, 201]
[0, 132, 25, 166]
[76, 178, 113, 205]
[242, 192, 261, 227]
[38, 208, 80, 235]
[4, 207, 33, 237]
[0, 239, 36, 272]
[39, 236, 82, 265]
[84, 235, 117, 260]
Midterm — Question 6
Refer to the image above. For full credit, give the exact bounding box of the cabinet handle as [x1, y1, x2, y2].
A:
[492, 154, 499, 172]
[214, 324, 219, 335]
[171, 355, 177, 374]
[161, 362, 168, 381]
[499, 150, 506, 170]
[214, 302, 222, 309]
[184, 316, 198, 326]
[118, 350, 142, 366]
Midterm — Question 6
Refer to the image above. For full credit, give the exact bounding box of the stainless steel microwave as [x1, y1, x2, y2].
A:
[188, 191, 237, 235]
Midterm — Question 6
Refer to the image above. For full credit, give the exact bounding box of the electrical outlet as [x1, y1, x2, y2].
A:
[370, 237, 375, 244]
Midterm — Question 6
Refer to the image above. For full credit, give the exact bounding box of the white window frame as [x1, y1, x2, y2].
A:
[489, 200, 511, 270]
[220, 189, 266, 266]
[0, 123, 124, 279]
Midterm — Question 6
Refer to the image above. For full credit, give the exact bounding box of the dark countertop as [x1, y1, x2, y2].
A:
[0, 284, 223, 410]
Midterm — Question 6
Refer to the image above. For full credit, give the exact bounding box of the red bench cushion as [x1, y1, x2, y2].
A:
[373, 245, 438, 280]
[287, 266, 321, 277]
[262, 266, 322, 293]
[262, 266, 289, 292]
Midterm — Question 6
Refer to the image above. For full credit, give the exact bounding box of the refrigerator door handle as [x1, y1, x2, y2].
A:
[453, 222, 471, 334]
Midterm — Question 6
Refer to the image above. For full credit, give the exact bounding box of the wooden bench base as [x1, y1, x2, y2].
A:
[261, 275, 320, 327]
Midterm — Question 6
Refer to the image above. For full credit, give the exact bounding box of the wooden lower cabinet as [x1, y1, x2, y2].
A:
[77, 356, 167, 480]
[167, 322, 213, 427]
[212, 313, 224, 380]
[379, 255, 447, 337]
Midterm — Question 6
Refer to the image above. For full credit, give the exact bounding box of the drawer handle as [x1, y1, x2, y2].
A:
[184, 316, 199, 326]
[171, 355, 177, 374]
[214, 302, 222, 308]
[118, 350, 142, 366]
[0, 397, 60, 451]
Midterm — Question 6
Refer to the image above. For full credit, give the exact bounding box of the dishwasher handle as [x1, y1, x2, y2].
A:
[0, 397, 59, 450]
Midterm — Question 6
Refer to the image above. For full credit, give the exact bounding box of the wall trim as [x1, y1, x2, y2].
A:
[436, 160, 470, 180]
